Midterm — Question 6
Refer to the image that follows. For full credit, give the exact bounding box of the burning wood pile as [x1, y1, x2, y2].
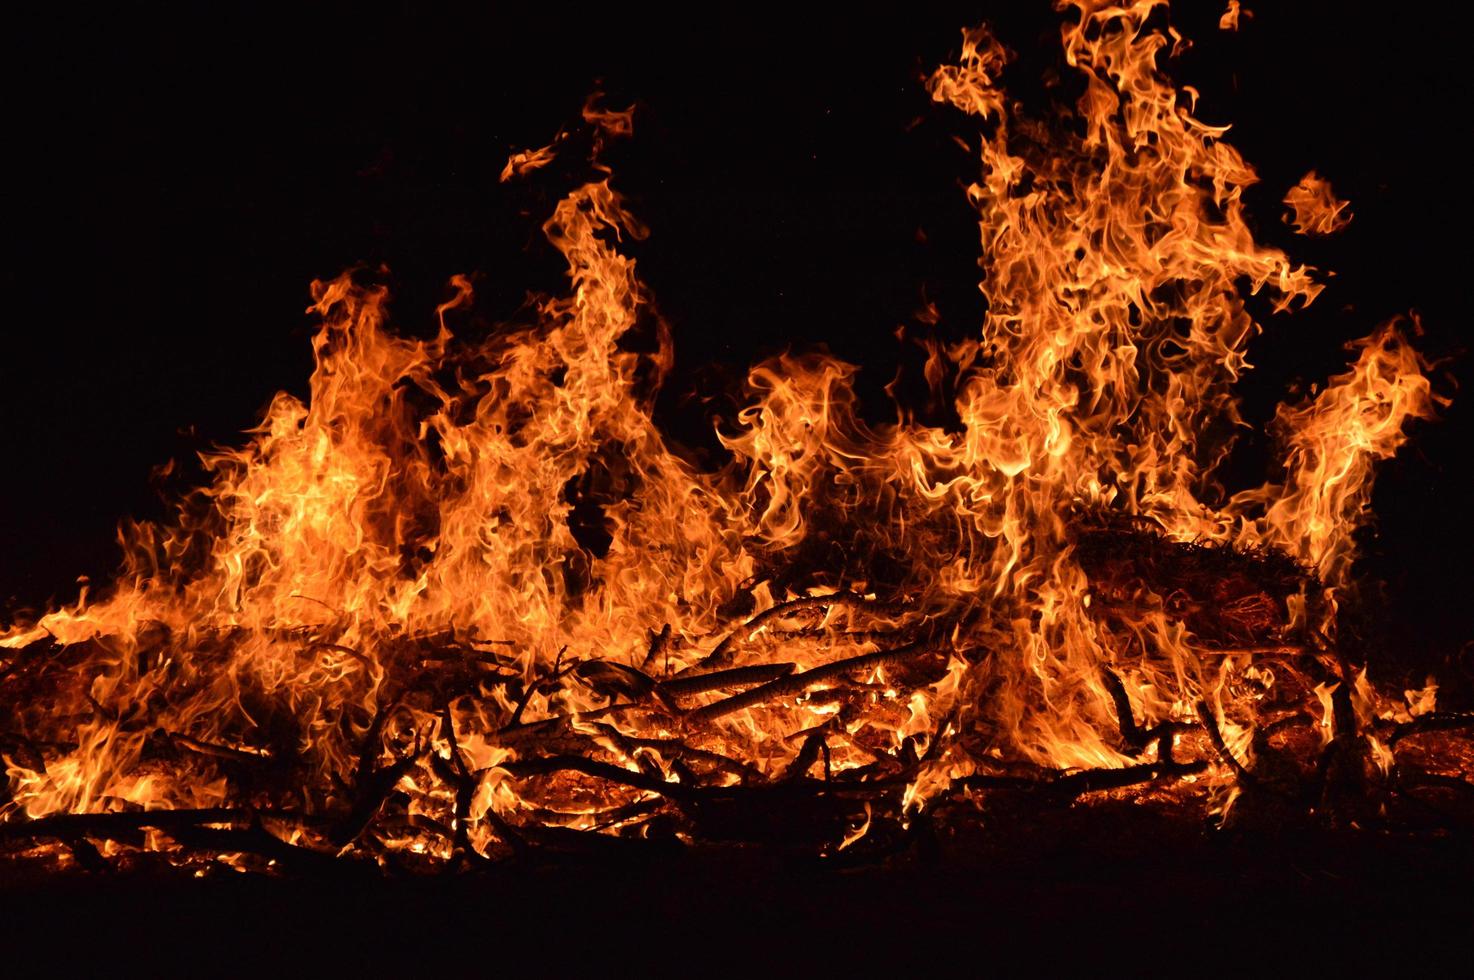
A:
[3, 0, 1472, 876]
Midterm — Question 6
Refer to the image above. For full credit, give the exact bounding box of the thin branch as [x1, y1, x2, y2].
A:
[1191, 644, 1307, 657]
[656, 662, 795, 699]
[640, 623, 672, 673]
[686, 641, 932, 724]
[597, 729, 763, 784]
[952, 759, 1206, 800]
[1196, 700, 1258, 786]
[0, 807, 304, 843]
[508, 645, 570, 728]
[495, 701, 643, 744]
[1390, 711, 1474, 746]
[679, 592, 899, 675]
[160, 730, 275, 767]
[499, 755, 696, 801]
[1101, 667, 1184, 758]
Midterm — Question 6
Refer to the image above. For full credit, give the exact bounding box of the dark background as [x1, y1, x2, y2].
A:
[4, 2, 1471, 668]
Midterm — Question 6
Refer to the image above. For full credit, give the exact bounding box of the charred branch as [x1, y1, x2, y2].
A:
[500, 754, 697, 801]
[686, 640, 934, 724]
[1389, 711, 1474, 746]
[0, 806, 346, 874]
[1196, 700, 1259, 787]
[158, 730, 276, 767]
[656, 662, 796, 699]
[952, 758, 1208, 801]
[639, 623, 672, 673]
[1102, 667, 1186, 759]
[679, 592, 904, 675]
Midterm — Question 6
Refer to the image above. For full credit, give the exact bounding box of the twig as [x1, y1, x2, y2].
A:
[1050, 759, 1206, 796]
[495, 701, 643, 744]
[1101, 668, 1184, 758]
[762, 628, 908, 644]
[304, 641, 371, 666]
[1196, 700, 1257, 786]
[679, 592, 897, 675]
[1192, 645, 1307, 657]
[686, 641, 932, 724]
[586, 796, 667, 832]
[952, 759, 1206, 800]
[161, 823, 347, 873]
[640, 623, 672, 673]
[656, 663, 795, 699]
[330, 703, 422, 848]
[6, 809, 339, 874]
[1390, 711, 1474, 746]
[508, 645, 570, 728]
[0, 807, 302, 843]
[597, 729, 763, 783]
[1400, 770, 1474, 795]
[436, 701, 482, 862]
[782, 731, 827, 782]
[499, 755, 696, 801]
[160, 730, 275, 767]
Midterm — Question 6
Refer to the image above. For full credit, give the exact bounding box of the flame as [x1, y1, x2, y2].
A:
[0, 1, 1447, 865]
[1231, 321, 1434, 600]
[1284, 171, 1353, 236]
[1219, 2, 1250, 32]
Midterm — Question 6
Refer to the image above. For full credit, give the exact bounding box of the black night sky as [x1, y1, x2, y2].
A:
[4, 2, 1472, 670]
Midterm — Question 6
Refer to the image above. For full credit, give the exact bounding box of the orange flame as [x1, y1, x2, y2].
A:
[1284, 171, 1353, 236]
[0, 0, 1444, 864]
[1220, 1, 1250, 32]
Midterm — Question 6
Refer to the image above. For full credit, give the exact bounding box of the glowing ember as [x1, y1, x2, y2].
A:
[1, 0, 1468, 874]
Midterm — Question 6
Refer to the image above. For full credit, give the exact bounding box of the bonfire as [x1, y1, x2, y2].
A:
[3, 0, 1469, 876]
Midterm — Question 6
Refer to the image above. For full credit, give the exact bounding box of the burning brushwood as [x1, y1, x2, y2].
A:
[1, 0, 1469, 875]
